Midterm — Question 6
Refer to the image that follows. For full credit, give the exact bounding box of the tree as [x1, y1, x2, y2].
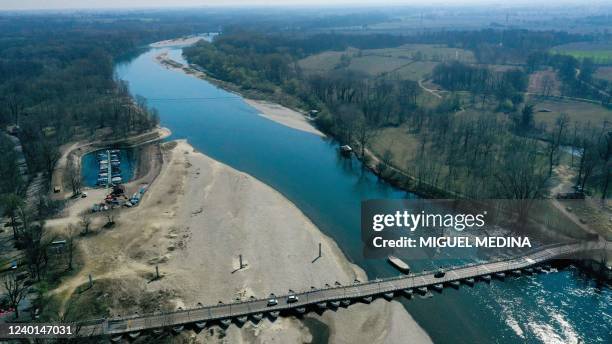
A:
[517, 104, 534, 132]
[541, 74, 555, 97]
[1, 193, 24, 240]
[105, 208, 118, 228]
[494, 139, 549, 220]
[597, 131, 612, 200]
[355, 116, 375, 158]
[41, 141, 61, 177]
[3, 273, 28, 319]
[21, 221, 50, 281]
[547, 114, 568, 176]
[66, 224, 79, 271]
[379, 149, 394, 172]
[67, 161, 81, 196]
[80, 213, 92, 235]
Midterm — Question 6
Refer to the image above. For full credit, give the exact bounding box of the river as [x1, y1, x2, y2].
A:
[115, 44, 611, 344]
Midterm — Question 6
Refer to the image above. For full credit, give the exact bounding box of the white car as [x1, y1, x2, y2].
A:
[267, 298, 278, 307]
[287, 295, 299, 303]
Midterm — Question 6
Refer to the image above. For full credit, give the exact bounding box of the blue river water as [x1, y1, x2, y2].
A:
[115, 46, 611, 344]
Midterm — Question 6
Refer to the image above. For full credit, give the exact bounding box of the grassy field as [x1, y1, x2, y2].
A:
[551, 42, 612, 64]
[346, 55, 412, 76]
[364, 44, 476, 63]
[297, 50, 348, 74]
[393, 61, 439, 80]
[370, 125, 421, 166]
[528, 95, 612, 130]
[298, 44, 474, 80]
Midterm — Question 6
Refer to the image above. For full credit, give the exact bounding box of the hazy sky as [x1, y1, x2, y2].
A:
[0, 0, 592, 11]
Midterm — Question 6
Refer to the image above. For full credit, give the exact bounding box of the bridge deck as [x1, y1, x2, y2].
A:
[78, 241, 606, 337]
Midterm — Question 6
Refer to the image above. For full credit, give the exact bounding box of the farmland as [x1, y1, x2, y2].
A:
[298, 44, 474, 80]
[551, 42, 612, 64]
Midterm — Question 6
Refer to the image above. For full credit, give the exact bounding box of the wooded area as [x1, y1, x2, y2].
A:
[184, 30, 611, 200]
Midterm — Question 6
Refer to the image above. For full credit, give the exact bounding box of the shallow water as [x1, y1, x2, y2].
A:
[115, 46, 611, 344]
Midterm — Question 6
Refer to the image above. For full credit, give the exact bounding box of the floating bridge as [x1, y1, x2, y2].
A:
[77, 241, 607, 339]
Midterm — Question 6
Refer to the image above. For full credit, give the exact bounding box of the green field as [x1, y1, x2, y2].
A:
[364, 44, 476, 63]
[551, 42, 612, 64]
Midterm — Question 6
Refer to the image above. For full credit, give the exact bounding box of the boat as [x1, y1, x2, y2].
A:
[387, 255, 410, 274]
[339, 145, 353, 154]
[111, 177, 122, 183]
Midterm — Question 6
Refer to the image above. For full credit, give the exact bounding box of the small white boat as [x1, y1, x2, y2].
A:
[388, 255, 410, 274]
[339, 145, 352, 153]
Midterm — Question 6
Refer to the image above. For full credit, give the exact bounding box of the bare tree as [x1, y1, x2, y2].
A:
[67, 160, 81, 196]
[105, 208, 118, 228]
[547, 114, 569, 176]
[3, 273, 28, 319]
[598, 131, 612, 200]
[0, 193, 24, 240]
[66, 224, 79, 271]
[541, 74, 555, 97]
[379, 148, 394, 173]
[355, 117, 375, 158]
[22, 221, 50, 281]
[80, 213, 92, 235]
[495, 139, 549, 221]
[41, 141, 61, 178]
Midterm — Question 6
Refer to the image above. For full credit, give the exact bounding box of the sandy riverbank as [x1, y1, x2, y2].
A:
[243, 99, 325, 137]
[48, 139, 430, 343]
[154, 51, 324, 138]
[150, 36, 207, 48]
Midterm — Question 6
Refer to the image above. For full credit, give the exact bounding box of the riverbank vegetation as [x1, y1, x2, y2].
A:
[183, 29, 611, 201]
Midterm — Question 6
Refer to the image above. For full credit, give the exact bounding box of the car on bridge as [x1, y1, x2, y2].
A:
[434, 269, 445, 278]
[267, 295, 278, 307]
[287, 295, 299, 303]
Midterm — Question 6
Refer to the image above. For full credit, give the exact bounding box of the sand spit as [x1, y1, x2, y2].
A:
[49, 139, 430, 343]
[243, 99, 325, 137]
[154, 51, 324, 138]
[150, 37, 206, 48]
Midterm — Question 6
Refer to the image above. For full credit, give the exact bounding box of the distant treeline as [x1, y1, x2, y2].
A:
[206, 28, 589, 64]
